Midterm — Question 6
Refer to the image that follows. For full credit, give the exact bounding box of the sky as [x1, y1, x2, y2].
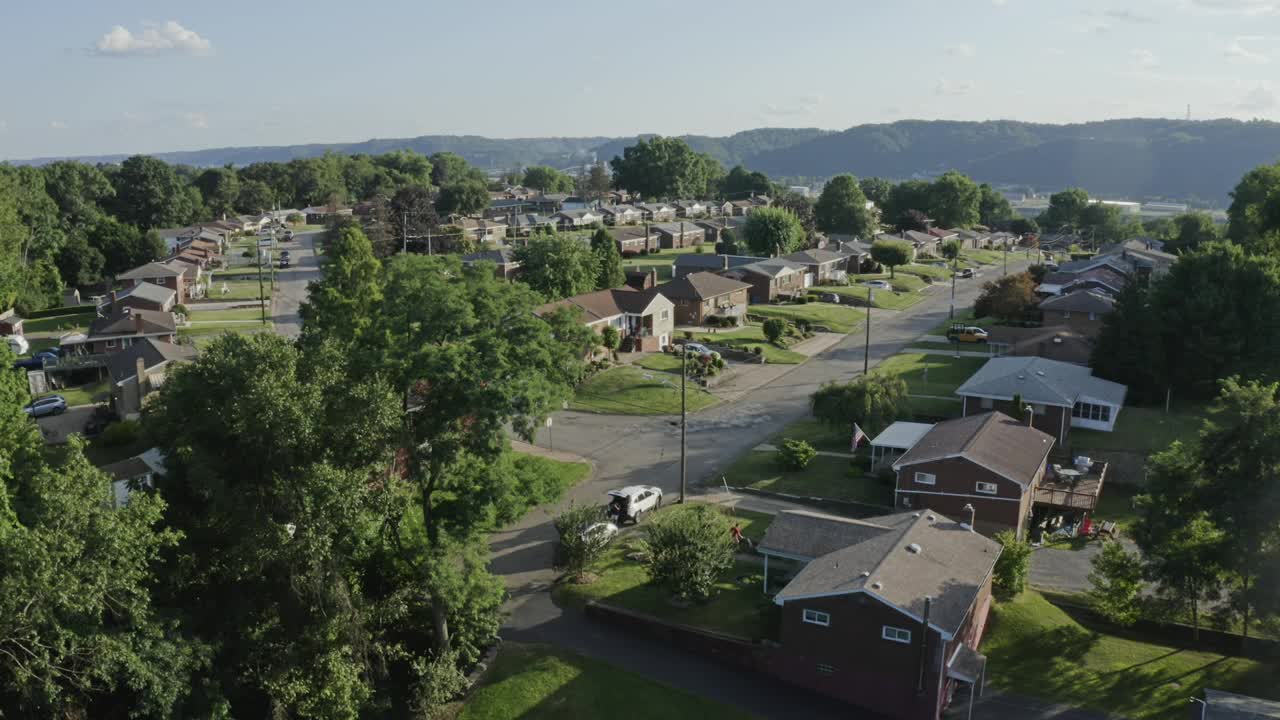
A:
[3, 0, 1280, 160]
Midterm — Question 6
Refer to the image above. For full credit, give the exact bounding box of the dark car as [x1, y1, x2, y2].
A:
[819, 292, 841, 303]
[279, 257, 291, 269]
[23, 395, 67, 418]
[12, 350, 59, 371]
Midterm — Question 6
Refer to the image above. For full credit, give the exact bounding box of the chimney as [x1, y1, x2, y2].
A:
[134, 310, 144, 333]
[648, 269, 657, 289]
[1024, 406, 1035, 428]
[135, 355, 148, 395]
[110, 290, 118, 309]
[916, 596, 932, 695]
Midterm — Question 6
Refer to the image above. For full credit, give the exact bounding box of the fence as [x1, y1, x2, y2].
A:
[584, 600, 775, 674]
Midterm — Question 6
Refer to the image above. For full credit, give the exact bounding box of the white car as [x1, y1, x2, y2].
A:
[861, 280, 893, 290]
[606, 485, 663, 524]
[581, 522, 619, 545]
[680, 342, 714, 357]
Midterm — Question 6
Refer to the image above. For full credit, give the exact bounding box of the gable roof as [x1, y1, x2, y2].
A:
[534, 287, 668, 324]
[902, 230, 937, 245]
[783, 248, 847, 265]
[651, 222, 703, 235]
[892, 411, 1054, 487]
[737, 258, 805, 278]
[955, 356, 1128, 407]
[117, 260, 187, 280]
[88, 309, 177, 338]
[656, 272, 751, 301]
[673, 254, 763, 271]
[612, 225, 654, 242]
[774, 511, 1002, 638]
[462, 248, 519, 266]
[760, 509, 897, 561]
[113, 282, 176, 306]
[107, 338, 197, 384]
[1039, 289, 1116, 315]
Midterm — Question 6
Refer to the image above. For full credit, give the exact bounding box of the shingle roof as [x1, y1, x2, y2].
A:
[115, 282, 175, 306]
[117, 261, 187, 280]
[88, 309, 176, 338]
[738, 258, 805, 278]
[656, 272, 751, 300]
[1203, 689, 1280, 719]
[534, 288, 667, 323]
[651, 222, 703, 236]
[462, 248, 519, 266]
[956, 356, 1127, 407]
[774, 511, 1002, 637]
[903, 230, 937, 245]
[612, 226, 654, 242]
[759, 509, 897, 560]
[1039, 289, 1116, 315]
[107, 338, 196, 383]
[783, 248, 847, 265]
[673, 254, 762, 270]
[892, 412, 1054, 487]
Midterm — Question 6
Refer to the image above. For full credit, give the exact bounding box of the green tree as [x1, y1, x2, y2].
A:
[927, 171, 981, 228]
[810, 372, 909, 433]
[642, 506, 735, 602]
[719, 165, 773, 199]
[1166, 211, 1220, 253]
[193, 167, 241, 218]
[428, 152, 483, 187]
[555, 502, 611, 581]
[54, 232, 106, 287]
[774, 190, 817, 238]
[742, 206, 805, 257]
[434, 179, 489, 217]
[522, 165, 575, 193]
[1226, 161, 1280, 255]
[516, 230, 600, 300]
[0, 174, 29, 309]
[895, 208, 930, 233]
[870, 239, 912, 278]
[762, 317, 787, 344]
[1039, 187, 1090, 232]
[974, 272, 1037, 321]
[389, 184, 439, 253]
[1089, 540, 1146, 627]
[941, 239, 962, 261]
[235, 178, 276, 214]
[778, 439, 817, 470]
[992, 530, 1033, 598]
[815, 174, 876, 239]
[858, 177, 893, 208]
[89, 216, 165, 277]
[41, 160, 115, 233]
[1009, 217, 1040, 237]
[579, 161, 612, 204]
[110, 154, 196, 228]
[978, 183, 1013, 227]
[715, 228, 740, 255]
[590, 227, 625, 290]
[609, 136, 722, 200]
[600, 325, 621, 358]
[883, 180, 932, 222]
[299, 224, 384, 348]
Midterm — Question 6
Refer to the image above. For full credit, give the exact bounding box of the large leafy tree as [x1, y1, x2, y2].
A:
[609, 136, 722, 200]
[54, 232, 107, 288]
[870, 239, 912, 278]
[41, 160, 115, 233]
[299, 224, 384, 347]
[516, 230, 600, 300]
[1039, 187, 1091, 232]
[193, 167, 241, 218]
[810, 372, 908, 434]
[926, 171, 981, 228]
[522, 165, 575, 193]
[234, 178, 276, 214]
[590, 227, 625, 290]
[973, 271, 1037, 321]
[774, 190, 817, 238]
[815, 174, 876, 239]
[110, 154, 197, 228]
[719, 165, 773, 200]
[978, 183, 1013, 227]
[1226, 161, 1280, 255]
[0, 173, 28, 309]
[883, 179, 932, 223]
[1166, 211, 1220, 253]
[742, 206, 805, 257]
[858, 177, 893, 208]
[578, 161, 612, 204]
[90, 217, 165, 277]
[388, 184, 439, 253]
[428, 152, 483, 187]
[0, 347, 201, 718]
[434, 179, 489, 217]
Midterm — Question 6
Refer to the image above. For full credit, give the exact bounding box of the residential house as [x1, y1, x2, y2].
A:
[507, 213, 556, 237]
[750, 194, 773, 208]
[613, 225, 659, 255]
[534, 287, 674, 352]
[766, 509, 1000, 720]
[955, 356, 1128, 448]
[892, 411, 1053, 538]
[99, 447, 167, 508]
[528, 193, 570, 213]
[876, 233, 920, 260]
[117, 260, 198, 302]
[553, 209, 603, 230]
[603, 190, 632, 205]
[928, 227, 960, 242]
[783, 248, 851, 285]
[650, 222, 704, 249]
[1099, 238, 1177, 277]
[624, 269, 658, 291]
[721, 258, 808, 303]
[655, 272, 751, 326]
[455, 217, 509, 244]
[729, 199, 756, 216]
[303, 205, 353, 224]
[599, 205, 643, 226]
[707, 200, 735, 217]
[0, 309, 23, 335]
[636, 202, 676, 222]
[1037, 264, 1129, 298]
[485, 198, 529, 219]
[101, 283, 176, 315]
[1037, 289, 1115, 337]
[106, 338, 196, 419]
[985, 326, 1094, 366]
[62, 308, 178, 355]
[673, 200, 708, 218]
[461, 248, 522, 280]
[953, 228, 990, 248]
[672, 253, 764, 279]
[902, 230, 941, 257]
[693, 219, 730, 245]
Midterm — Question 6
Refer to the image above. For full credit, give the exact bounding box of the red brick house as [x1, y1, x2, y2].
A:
[721, 258, 807, 304]
[892, 411, 1054, 538]
[650, 222, 704, 249]
[1037, 289, 1115, 337]
[117, 260, 197, 302]
[612, 225, 659, 255]
[766, 510, 1000, 720]
[461, 248, 522, 280]
[655, 272, 751, 326]
[63, 308, 178, 355]
[102, 283, 177, 314]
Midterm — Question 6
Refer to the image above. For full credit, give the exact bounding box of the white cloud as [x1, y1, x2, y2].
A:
[49, 120, 68, 130]
[181, 112, 209, 129]
[1237, 85, 1277, 111]
[94, 21, 212, 56]
[1189, 0, 1280, 15]
[1131, 48, 1160, 69]
[945, 43, 976, 57]
[1225, 38, 1270, 63]
[935, 78, 975, 96]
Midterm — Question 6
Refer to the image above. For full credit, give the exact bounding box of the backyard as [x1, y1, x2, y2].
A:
[1072, 406, 1206, 454]
[23, 311, 95, 335]
[571, 366, 719, 415]
[459, 643, 752, 720]
[770, 418, 854, 453]
[875, 352, 986, 397]
[722, 450, 893, 507]
[40, 377, 109, 407]
[983, 591, 1280, 720]
[620, 246, 705, 282]
[749, 303, 863, 334]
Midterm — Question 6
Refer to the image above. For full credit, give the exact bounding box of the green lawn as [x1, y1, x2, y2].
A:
[621, 246, 705, 282]
[924, 308, 996, 337]
[20, 337, 59, 355]
[983, 591, 1280, 720]
[571, 366, 719, 415]
[1072, 406, 1206, 454]
[695, 325, 807, 364]
[845, 271, 929, 293]
[875, 352, 988, 397]
[816, 283, 923, 310]
[896, 263, 953, 280]
[633, 353, 685, 374]
[1093, 483, 1141, 532]
[41, 378, 109, 407]
[724, 451, 892, 506]
[749, 303, 864, 333]
[207, 279, 268, 301]
[961, 247, 1007, 265]
[906, 395, 965, 419]
[771, 418, 855, 453]
[553, 504, 776, 639]
[23, 312, 95, 335]
[460, 643, 754, 720]
[186, 307, 268, 322]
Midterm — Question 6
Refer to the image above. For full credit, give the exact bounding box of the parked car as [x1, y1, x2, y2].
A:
[13, 350, 59, 371]
[280, 249, 291, 258]
[956, 268, 975, 279]
[279, 257, 291, 269]
[5, 334, 30, 355]
[283, 229, 294, 239]
[819, 292, 841, 303]
[680, 342, 713, 357]
[581, 522, 619, 545]
[1044, 261, 1059, 271]
[606, 485, 663, 524]
[82, 405, 116, 437]
[946, 325, 989, 343]
[861, 279, 893, 290]
[23, 395, 67, 418]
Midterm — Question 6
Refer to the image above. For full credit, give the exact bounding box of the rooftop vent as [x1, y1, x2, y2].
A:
[860, 571, 870, 578]
[871, 581, 883, 590]
[927, 514, 937, 522]
[906, 543, 922, 554]
[1035, 370, 1046, 376]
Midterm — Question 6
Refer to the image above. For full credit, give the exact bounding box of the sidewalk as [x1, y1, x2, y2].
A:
[905, 346, 996, 358]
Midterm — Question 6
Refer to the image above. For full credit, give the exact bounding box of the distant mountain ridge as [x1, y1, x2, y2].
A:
[14, 119, 1280, 203]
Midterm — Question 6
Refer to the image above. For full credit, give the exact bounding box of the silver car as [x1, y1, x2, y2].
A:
[23, 395, 67, 418]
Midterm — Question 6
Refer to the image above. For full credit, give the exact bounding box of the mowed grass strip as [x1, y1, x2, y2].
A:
[571, 366, 718, 415]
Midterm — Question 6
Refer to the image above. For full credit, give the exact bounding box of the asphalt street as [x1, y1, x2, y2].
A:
[270, 229, 322, 339]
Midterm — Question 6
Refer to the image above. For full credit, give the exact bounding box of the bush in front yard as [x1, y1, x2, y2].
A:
[554, 502, 611, 581]
[762, 318, 787, 344]
[993, 530, 1033, 598]
[778, 439, 817, 470]
[642, 505, 735, 602]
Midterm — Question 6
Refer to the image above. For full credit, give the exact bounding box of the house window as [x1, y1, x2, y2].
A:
[816, 663, 837, 675]
[980, 397, 994, 410]
[802, 609, 830, 627]
[882, 626, 912, 644]
[1032, 403, 1046, 415]
[661, 310, 670, 321]
[106, 338, 116, 348]
[1072, 402, 1112, 423]
[975, 481, 999, 495]
[1063, 311, 1071, 318]
[913, 472, 936, 485]
[1088, 312, 1097, 321]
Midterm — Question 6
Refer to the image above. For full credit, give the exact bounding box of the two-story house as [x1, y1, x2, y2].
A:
[954, 356, 1128, 449]
[893, 411, 1054, 538]
[116, 260, 197, 302]
[534, 287, 674, 352]
[721, 258, 807, 304]
[767, 510, 1000, 720]
[64, 308, 178, 355]
[655, 272, 751, 326]
[1037, 289, 1115, 337]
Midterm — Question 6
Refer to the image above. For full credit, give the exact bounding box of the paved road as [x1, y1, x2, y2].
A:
[270, 230, 322, 338]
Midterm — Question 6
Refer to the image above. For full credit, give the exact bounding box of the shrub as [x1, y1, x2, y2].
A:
[876, 467, 896, 485]
[795, 295, 809, 304]
[794, 318, 811, 333]
[99, 420, 142, 447]
[694, 243, 705, 254]
[762, 318, 787, 344]
[286, 212, 304, 224]
[751, 346, 763, 356]
[555, 502, 611, 580]
[642, 505, 735, 602]
[172, 303, 189, 316]
[1088, 540, 1145, 626]
[993, 530, 1033, 598]
[241, 250, 252, 258]
[683, 330, 693, 340]
[409, 649, 470, 717]
[778, 439, 817, 470]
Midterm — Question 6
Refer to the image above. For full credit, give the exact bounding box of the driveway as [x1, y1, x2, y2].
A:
[35, 404, 99, 444]
[271, 230, 322, 339]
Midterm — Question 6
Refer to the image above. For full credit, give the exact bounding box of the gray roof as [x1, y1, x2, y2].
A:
[737, 258, 806, 278]
[114, 282, 175, 306]
[509, 213, 554, 228]
[1204, 689, 1280, 719]
[783, 248, 848, 265]
[462, 248, 519, 266]
[674, 254, 763, 270]
[107, 338, 197, 383]
[774, 511, 1002, 638]
[657, 272, 752, 301]
[1039, 289, 1115, 315]
[650, 222, 702, 236]
[1057, 255, 1134, 276]
[613, 226, 654, 242]
[902, 230, 937, 245]
[117, 261, 187, 280]
[955, 356, 1128, 408]
[892, 412, 1054, 487]
[88, 309, 177, 338]
[760, 509, 899, 560]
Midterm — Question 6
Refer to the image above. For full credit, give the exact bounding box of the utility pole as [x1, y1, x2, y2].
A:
[679, 346, 688, 504]
[1003, 239, 1009, 276]
[402, 211, 409, 254]
[257, 247, 266, 323]
[949, 254, 957, 320]
[863, 288, 873, 374]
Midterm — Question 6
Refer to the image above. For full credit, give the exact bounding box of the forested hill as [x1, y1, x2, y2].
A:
[16, 119, 1280, 203]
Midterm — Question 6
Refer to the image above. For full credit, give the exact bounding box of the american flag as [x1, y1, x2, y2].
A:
[851, 423, 867, 451]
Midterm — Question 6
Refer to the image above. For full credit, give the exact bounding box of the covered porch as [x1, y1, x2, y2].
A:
[868, 421, 935, 470]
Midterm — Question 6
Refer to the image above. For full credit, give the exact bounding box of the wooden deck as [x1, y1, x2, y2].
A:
[1034, 462, 1107, 512]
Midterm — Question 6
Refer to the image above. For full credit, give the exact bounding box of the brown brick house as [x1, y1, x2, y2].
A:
[102, 282, 177, 314]
[650, 222, 704, 249]
[117, 260, 196, 301]
[783, 248, 852, 285]
[107, 338, 196, 419]
[64, 308, 178, 355]
[655, 272, 751, 326]
[985, 325, 1094, 366]
[892, 411, 1054, 538]
[461, 248, 522, 280]
[767, 510, 1000, 720]
[721, 258, 807, 304]
[534, 287, 675, 352]
[672, 253, 763, 279]
[1037, 289, 1115, 337]
[612, 226, 659, 255]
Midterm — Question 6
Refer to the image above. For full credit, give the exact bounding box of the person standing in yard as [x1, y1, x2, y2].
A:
[731, 523, 753, 550]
